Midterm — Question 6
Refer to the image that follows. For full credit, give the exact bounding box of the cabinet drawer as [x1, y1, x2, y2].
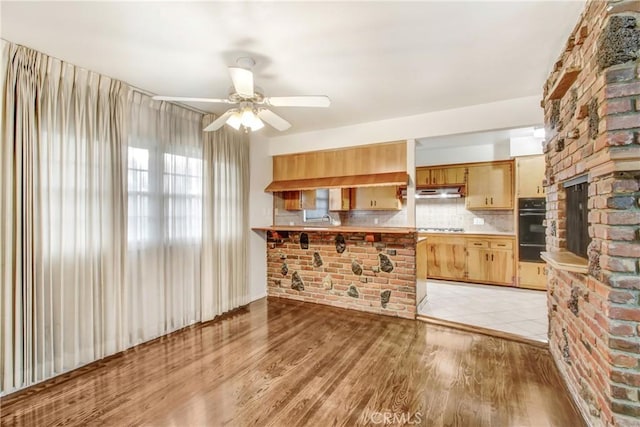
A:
[467, 240, 489, 248]
[490, 240, 513, 250]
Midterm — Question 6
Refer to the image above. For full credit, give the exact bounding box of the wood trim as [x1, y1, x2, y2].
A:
[541, 251, 588, 274]
[416, 315, 548, 349]
[265, 171, 408, 192]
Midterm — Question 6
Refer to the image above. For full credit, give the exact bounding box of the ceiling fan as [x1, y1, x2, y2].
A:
[152, 57, 330, 132]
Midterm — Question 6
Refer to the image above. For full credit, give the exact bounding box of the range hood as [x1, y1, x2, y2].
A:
[402, 187, 464, 199]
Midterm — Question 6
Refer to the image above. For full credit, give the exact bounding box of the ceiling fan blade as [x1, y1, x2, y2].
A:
[203, 110, 234, 132]
[265, 96, 330, 108]
[257, 109, 291, 131]
[229, 67, 254, 98]
[152, 95, 231, 104]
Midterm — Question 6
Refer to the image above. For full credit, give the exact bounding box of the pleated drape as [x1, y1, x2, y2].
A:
[0, 40, 129, 392]
[201, 115, 249, 320]
[1, 40, 252, 395]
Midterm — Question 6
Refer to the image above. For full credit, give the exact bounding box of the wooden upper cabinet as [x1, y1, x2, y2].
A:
[272, 141, 406, 182]
[516, 155, 546, 198]
[282, 190, 316, 210]
[350, 186, 401, 210]
[416, 166, 466, 187]
[329, 188, 350, 211]
[466, 161, 514, 210]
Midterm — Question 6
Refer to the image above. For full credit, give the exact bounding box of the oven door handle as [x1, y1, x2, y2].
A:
[519, 212, 545, 216]
[519, 243, 546, 247]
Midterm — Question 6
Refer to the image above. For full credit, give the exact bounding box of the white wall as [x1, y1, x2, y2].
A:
[267, 95, 542, 155]
[248, 133, 272, 302]
[415, 141, 511, 166]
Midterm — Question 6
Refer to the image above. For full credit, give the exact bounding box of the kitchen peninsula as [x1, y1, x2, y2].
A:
[254, 225, 417, 319]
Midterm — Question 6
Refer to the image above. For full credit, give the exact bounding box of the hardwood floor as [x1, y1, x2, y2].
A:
[0, 298, 584, 426]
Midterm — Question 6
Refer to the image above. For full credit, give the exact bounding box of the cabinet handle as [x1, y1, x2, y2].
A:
[485, 254, 489, 261]
[485, 197, 488, 205]
[473, 243, 482, 246]
[537, 267, 540, 274]
[537, 186, 540, 194]
[374, 200, 377, 207]
[491, 254, 494, 261]
[490, 197, 494, 205]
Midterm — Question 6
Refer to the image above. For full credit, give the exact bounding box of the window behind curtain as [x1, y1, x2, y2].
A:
[127, 147, 203, 244]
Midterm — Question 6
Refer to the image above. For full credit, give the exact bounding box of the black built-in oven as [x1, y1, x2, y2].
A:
[518, 198, 546, 262]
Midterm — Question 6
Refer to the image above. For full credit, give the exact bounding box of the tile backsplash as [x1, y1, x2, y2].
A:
[275, 203, 409, 227]
[416, 198, 514, 233]
[273, 195, 513, 233]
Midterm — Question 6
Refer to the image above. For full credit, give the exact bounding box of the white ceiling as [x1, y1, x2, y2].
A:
[1, 1, 585, 137]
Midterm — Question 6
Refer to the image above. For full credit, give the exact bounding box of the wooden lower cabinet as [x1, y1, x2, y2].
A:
[466, 238, 514, 285]
[426, 236, 466, 281]
[426, 235, 515, 286]
[518, 261, 547, 290]
[416, 238, 428, 280]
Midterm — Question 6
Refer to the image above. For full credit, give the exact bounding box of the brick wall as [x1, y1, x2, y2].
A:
[543, 1, 640, 426]
[266, 231, 416, 319]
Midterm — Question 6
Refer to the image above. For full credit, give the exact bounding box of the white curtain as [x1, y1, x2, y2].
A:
[201, 115, 249, 320]
[126, 93, 203, 345]
[0, 40, 128, 392]
[0, 40, 251, 395]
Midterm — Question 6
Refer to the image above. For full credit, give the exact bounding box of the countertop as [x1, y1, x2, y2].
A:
[252, 226, 514, 237]
[417, 230, 516, 237]
[252, 225, 416, 234]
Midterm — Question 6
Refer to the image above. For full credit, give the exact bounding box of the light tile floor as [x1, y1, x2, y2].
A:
[417, 280, 548, 342]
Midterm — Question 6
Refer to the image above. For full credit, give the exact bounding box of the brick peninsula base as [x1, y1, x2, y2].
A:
[262, 228, 417, 319]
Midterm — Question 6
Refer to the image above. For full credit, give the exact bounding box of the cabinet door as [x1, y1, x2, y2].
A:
[487, 250, 514, 284]
[466, 163, 513, 210]
[301, 190, 317, 210]
[283, 191, 302, 210]
[351, 186, 400, 210]
[487, 163, 513, 209]
[416, 168, 431, 187]
[427, 238, 466, 280]
[429, 168, 447, 185]
[517, 155, 545, 198]
[465, 165, 491, 209]
[446, 167, 467, 185]
[329, 188, 350, 211]
[417, 238, 428, 280]
[519, 261, 547, 290]
[371, 186, 401, 209]
[466, 246, 490, 282]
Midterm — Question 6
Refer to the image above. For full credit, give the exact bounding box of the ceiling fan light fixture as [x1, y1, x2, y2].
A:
[225, 109, 242, 130]
[250, 116, 264, 131]
[240, 108, 256, 127]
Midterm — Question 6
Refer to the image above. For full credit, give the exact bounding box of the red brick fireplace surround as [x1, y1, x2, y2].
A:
[542, 1, 640, 425]
[266, 230, 417, 320]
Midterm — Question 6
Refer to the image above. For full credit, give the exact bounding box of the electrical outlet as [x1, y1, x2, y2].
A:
[473, 218, 484, 225]
[374, 218, 379, 225]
